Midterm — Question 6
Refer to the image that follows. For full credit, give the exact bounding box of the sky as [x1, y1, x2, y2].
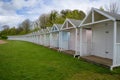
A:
[0, 0, 120, 29]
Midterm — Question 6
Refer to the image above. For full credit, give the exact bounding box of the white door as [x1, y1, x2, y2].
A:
[86, 30, 92, 55]
[62, 32, 69, 50]
[104, 25, 113, 59]
[69, 30, 75, 50]
[92, 24, 113, 59]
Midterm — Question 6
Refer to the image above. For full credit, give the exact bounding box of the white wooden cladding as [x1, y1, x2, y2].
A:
[113, 43, 120, 67]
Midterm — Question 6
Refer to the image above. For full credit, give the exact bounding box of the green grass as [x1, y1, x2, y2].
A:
[0, 40, 120, 80]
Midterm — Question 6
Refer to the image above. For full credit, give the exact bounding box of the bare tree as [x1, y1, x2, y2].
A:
[38, 14, 49, 29]
[105, 1, 120, 13]
[2, 25, 9, 30]
[17, 19, 31, 34]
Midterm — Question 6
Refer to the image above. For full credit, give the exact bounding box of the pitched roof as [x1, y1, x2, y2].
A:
[46, 27, 52, 32]
[68, 19, 82, 27]
[44, 29, 49, 33]
[94, 8, 120, 20]
[55, 24, 62, 30]
[40, 29, 44, 34]
[35, 31, 40, 35]
[51, 24, 62, 32]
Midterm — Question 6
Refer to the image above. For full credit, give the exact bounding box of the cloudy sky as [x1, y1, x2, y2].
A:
[0, 0, 119, 29]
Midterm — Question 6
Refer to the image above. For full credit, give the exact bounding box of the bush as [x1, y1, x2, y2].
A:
[1, 35, 8, 39]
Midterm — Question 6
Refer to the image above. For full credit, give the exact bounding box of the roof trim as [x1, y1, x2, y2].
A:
[78, 8, 93, 27]
[94, 8, 115, 21]
[51, 24, 59, 32]
[79, 8, 116, 27]
[61, 18, 76, 30]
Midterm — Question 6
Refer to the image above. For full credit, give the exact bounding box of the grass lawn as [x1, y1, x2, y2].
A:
[0, 40, 120, 80]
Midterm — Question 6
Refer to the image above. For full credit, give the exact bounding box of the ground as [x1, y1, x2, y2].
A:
[0, 40, 120, 80]
[0, 40, 7, 44]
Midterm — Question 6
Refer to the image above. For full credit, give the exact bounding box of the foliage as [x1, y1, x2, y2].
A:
[61, 9, 85, 20]
[38, 9, 86, 28]
[99, 6, 104, 11]
[17, 19, 31, 34]
[0, 9, 86, 36]
[0, 19, 32, 36]
[38, 14, 50, 29]
[0, 35, 8, 39]
[0, 40, 120, 80]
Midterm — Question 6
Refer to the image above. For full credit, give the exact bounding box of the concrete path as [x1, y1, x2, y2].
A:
[0, 40, 7, 44]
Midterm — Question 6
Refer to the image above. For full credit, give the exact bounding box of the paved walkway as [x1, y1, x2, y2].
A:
[0, 40, 7, 44]
[81, 55, 112, 67]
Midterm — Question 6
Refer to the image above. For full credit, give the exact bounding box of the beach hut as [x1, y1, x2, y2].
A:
[79, 8, 120, 70]
[39, 29, 45, 45]
[44, 28, 49, 47]
[60, 19, 81, 56]
[31, 32, 35, 43]
[44, 27, 51, 47]
[50, 24, 62, 50]
[32, 32, 36, 43]
[36, 31, 41, 44]
[34, 31, 38, 44]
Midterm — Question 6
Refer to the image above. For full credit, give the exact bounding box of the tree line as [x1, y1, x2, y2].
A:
[38, 9, 85, 29]
[0, 19, 32, 36]
[0, 9, 86, 36]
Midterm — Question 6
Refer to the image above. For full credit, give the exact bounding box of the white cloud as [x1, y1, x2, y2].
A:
[0, 15, 25, 27]
[11, 0, 40, 9]
[0, 0, 120, 29]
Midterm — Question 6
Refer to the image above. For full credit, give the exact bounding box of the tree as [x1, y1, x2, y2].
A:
[99, 6, 104, 11]
[37, 9, 86, 28]
[8, 27, 17, 35]
[2, 25, 9, 30]
[49, 10, 58, 24]
[19, 19, 31, 34]
[61, 9, 85, 20]
[105, 1, 120, 13]
[14, 19, 31, 35]
[61, 9, 72, 18]
[0, 25, 10, 35]
[16, 25, 24, 34]
[38, 14, 49, 29]
[54, 15, 65, 24]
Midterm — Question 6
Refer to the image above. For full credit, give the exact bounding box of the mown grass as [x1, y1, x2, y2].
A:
[0, 40, 120, 80]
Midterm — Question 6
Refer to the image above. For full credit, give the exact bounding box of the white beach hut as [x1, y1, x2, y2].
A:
[36, 31, 41, 44]
[60, 19, 81, 56]
[50, 24, 62, 50]
[44, 27, 51, 47]
[39, 29, 45, 45]
[79, 8, 120, 70]
[34, 31, 38, 44]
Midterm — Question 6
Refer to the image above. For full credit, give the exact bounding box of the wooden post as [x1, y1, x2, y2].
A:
[75, 28, 78, 57]
[113, 21, 117, 68]
[58, 31, 61, 51]
[79, 28, 83, 58]
[92, 9, 94, 23]
[61, 31, 63, 51]
[50, 33, 52, 48]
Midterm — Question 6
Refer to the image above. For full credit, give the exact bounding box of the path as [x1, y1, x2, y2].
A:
[0, 40, 7, 44]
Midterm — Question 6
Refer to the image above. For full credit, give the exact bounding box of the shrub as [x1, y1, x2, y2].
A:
[1, 35, 8, 39]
